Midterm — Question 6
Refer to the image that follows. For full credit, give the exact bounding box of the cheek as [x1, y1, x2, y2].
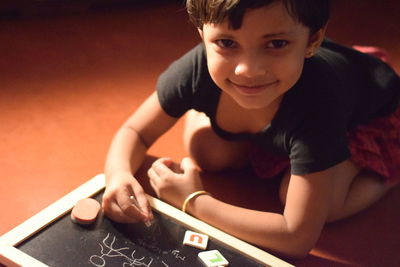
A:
[206, 54, 231, 85]
[275, 56, 304, 87]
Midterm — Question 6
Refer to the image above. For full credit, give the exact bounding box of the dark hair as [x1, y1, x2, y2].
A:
[186, 0, 331, 34]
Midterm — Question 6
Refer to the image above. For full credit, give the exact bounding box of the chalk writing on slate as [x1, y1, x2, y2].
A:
[17, 192, 264, 266]
[89, 233, 158, 267]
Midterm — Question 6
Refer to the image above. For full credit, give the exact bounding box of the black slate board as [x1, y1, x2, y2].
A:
[17, 192, 265, 266]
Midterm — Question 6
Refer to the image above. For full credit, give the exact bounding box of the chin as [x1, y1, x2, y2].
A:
[235, 98, 272, 110]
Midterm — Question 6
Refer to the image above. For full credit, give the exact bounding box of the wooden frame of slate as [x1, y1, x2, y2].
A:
[0, 174, 293, 267]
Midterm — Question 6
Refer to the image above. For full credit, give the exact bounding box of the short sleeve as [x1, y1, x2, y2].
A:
[156, 44, 205, 118]
[289, 111, 350, 175]
[277, 48, 352, 175]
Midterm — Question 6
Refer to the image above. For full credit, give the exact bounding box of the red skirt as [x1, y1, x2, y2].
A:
[348, 108, 400, 185]
[251, 46, 400, 185]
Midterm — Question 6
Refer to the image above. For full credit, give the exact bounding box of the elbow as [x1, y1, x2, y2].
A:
[276, 218, 323, 258]
[267, 231, 317, 259]
[269, 241, 312, 259]
[285, 245, 313, 259]
[284, 232, 318, 259]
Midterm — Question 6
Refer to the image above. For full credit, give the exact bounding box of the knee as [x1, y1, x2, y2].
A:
[185, 126, 232, 172]
[183, 111, 249, 172]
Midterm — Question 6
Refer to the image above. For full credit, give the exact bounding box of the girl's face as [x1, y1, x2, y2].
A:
[200, 2, 323, 110]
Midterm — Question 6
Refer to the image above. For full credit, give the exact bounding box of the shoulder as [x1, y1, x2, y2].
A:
[293, 39, 400, 122]
[300, 40, 356, 93]
[155, 44, 204, 117]
[156, 43, 219, 117]
[316, 39, 399, 95]
[320, 39, 400, 119]
[308, 39, 398, 84]
[157, 43, 206, 84]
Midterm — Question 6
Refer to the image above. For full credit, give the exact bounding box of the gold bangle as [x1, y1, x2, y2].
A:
[182, 190, 211, 213]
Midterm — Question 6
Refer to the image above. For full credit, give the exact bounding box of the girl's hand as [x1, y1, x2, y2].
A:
[148, 157, 203, 209]
[102, 172, 153, 224]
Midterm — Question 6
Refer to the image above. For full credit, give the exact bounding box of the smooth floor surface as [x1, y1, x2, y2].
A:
[1, 1, 399, 266]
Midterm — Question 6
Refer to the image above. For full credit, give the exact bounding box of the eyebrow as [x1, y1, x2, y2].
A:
[213, 31, 293, 40]
[213, 33, 235, 39]
[262, 31, 293, 38]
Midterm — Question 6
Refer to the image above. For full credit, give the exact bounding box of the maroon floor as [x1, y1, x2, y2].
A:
[1, 1, 399, 266]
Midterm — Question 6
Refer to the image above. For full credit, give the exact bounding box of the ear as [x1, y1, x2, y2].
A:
[305, 25, 327, 58]
[197, 28, 204, 39]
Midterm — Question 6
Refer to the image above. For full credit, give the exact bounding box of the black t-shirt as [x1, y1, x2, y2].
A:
[156, 40, 400, 175]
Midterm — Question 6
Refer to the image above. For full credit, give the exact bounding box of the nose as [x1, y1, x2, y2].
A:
[234, 53, 266, 78]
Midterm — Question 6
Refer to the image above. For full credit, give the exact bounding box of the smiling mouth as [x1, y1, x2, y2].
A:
[230, 80, 278, 95]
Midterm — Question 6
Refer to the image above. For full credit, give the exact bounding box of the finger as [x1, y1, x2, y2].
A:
[132, 185, 153, 221]
[147, 167, 161, 186]
[151, 159, 176, 177]
[157, 157, 173, 167]
[115, 190, 147, 221]
[111, 202, 142, 223]
[103, 200, 141, 223]
[157, 157, 183, 173]
[149, 177, 160, 197]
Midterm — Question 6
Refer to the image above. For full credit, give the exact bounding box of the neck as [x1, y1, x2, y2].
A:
[217, 93, 283, 134]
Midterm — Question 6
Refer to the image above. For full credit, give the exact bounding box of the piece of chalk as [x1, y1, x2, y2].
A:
[71, 198, 101, 225]
[129, 195, 152, 227]
[183, 230, 209, 250]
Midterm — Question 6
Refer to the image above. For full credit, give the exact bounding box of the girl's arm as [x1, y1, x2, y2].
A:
[149, 158, 337, 258]
[102, 92, 178, 224]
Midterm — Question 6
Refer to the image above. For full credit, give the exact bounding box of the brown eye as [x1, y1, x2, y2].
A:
[216, 39, 236, 48]
[267, 40, 289, 49]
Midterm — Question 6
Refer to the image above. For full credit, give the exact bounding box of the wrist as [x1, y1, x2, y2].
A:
[105, 170, 133, 184]
[182, 190, 211, 214]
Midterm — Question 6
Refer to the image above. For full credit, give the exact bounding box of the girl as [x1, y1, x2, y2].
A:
[102, 0, 400, 257]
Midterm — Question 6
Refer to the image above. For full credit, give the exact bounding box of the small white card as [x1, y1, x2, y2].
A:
[198, 250, 229, 266]
[183, 230, 209, 250]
